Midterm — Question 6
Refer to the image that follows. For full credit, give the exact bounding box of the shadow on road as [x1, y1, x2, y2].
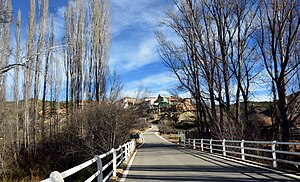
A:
[140, 143, 176, 149]
[125, 174, 284, 182]
[125, 126, 298, 181]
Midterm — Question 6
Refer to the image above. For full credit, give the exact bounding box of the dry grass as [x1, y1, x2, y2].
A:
[161, 133, 179, 143]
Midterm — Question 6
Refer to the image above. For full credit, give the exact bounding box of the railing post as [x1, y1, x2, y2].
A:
[130, 142, 133, 154]
[272, 141, 277, 168]
[124, 143, 128, 161]
[222, 139, 226, 156]
[128, 142, 130, 156]
[121, 145, 124, 163]
[49, 171, 64, 182]
[128, 142, 131, 155]
[193, 139, 196, 149]
[188, 138, 191, 148]
[183, 138, 186, 147]
[129, 141, 133, 154]
[95, 155, 103, 182]
[112, 149, 117, 177]
[132, 141, 134, 150]
[241, 140, 245, 160]
[210, 138, 213, 153]
[133, 141, 135, 151]
[201, 139, 203, 151]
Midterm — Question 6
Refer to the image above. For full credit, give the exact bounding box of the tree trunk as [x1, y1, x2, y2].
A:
[14, 9, 21, 152]
[277, 80, 290, 150]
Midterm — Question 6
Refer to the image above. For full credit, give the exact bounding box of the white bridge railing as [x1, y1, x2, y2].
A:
[41, 140, 136, 182]
[181, 138, 300, 168]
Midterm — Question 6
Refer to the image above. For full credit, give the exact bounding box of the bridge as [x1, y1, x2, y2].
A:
[43, 125, 300, 181]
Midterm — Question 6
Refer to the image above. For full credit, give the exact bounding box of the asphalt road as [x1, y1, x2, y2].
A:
[124, 125, 299, 182]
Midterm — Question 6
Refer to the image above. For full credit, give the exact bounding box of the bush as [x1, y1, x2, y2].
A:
[8, 101, 147, 181]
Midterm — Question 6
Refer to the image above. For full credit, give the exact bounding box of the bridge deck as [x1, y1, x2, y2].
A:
[124, 125, 298, 181]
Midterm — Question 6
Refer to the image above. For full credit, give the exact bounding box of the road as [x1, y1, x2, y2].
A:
[124, 125, 298, 181]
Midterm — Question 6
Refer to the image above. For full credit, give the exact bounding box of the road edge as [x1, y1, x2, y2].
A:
[119, 147, 139, 182]
[213, 152, 300, 180]
[119, 127, 149, 182]
[181, 146, 300, 180]
[154, 132, 172, 144]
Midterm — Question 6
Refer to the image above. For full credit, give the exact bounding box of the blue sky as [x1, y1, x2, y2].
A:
[109, 0, 179, 97]
[9, 0, 271, 101]
[11, 0, 179, 98]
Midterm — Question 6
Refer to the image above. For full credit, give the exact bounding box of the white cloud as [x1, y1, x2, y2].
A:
[150, 89, 170, 97]
[122, 72, 178, 97]
[250, 92, 272, 102]
[110, 38, 159, 72]
[110, 0, 163, 36]
[109, 0, 172, 72]
[127, 72, 177, 88]
[52, 6, 66, 41]
[121, 89, 137, 98]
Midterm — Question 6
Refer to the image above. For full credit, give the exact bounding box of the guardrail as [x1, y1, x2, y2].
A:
[41, 140, 136, 182]
[181, 138, 300, 168]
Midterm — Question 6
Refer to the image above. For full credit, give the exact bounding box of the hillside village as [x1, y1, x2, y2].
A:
[122, 94, 300, 141]
[123, 95, 194, 112]
[122, 95, 196, 128]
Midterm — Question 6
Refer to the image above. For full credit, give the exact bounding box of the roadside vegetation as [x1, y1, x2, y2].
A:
[0, 0, 149, 181]
[155, 100, 299, 143]
[156, 0, 300, 146]
[0, 0, 299, 180]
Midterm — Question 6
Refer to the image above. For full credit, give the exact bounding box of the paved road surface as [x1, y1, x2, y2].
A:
[124, 125, 298, 181]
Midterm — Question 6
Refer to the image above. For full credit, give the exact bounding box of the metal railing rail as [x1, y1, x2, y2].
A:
[41, 140, 136, 182]
[182, 138, 300, 168]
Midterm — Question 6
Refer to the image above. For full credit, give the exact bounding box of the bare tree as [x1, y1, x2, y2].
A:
[226, 0, 261, 138]
[0, 0, 11, 102]
[92, 0, 111, 103]
[64, 0, 111, 109]
[257, 0, 300, 145]
[30, 0, 49, 154]
[0, 0, 117, 177]
[0, 0, 12, 169]
[13, 9, 21, 160]
[135, 81, 151, 100]
[41, 14, 54, 142]
[23, 0, 36, 151]
[156, 1, 209, 137]
[0, 0, 12, 24]
[108, 69, 124, 102]
[157, 0, 265, 139]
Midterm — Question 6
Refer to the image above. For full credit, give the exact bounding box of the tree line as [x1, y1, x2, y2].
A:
[0, 0, 143, 179]
[156, 0, 300, 145]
